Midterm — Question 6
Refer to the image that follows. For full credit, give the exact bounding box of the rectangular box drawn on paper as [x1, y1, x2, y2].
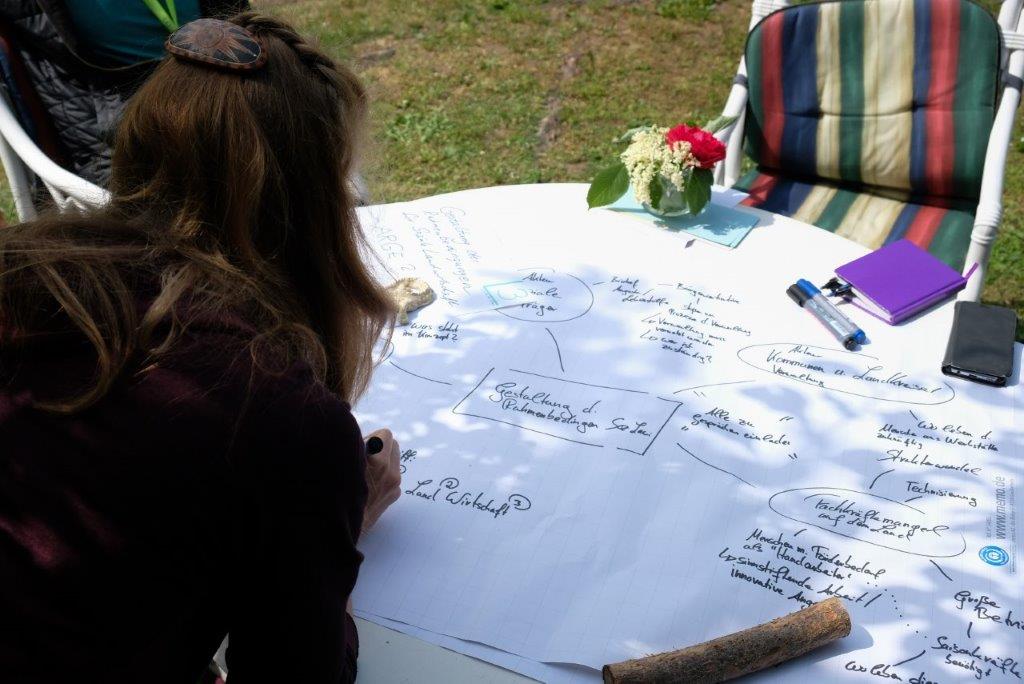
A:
[453, 367, 681, 454]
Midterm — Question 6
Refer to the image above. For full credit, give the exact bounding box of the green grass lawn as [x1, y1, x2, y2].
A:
[254, 0, 1024, 336]
[7, 1, 1020, 333]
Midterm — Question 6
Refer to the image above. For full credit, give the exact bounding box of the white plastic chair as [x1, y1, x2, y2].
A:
[711, 0, 1024, 301]
[0, 89, 375, 218]
[0, 89, 110, 221]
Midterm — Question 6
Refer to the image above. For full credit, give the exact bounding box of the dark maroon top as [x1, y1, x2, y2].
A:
[0, 313, 367, 683]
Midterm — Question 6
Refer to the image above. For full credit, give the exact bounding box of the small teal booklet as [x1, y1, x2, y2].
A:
[607, 193, 760, 248]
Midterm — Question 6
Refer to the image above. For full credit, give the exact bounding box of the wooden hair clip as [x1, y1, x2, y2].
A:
[165, 18, 267, 72]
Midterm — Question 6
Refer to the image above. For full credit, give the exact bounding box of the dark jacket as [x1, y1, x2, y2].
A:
[0, 310, 366, 683]
[0, 0, 249, 187]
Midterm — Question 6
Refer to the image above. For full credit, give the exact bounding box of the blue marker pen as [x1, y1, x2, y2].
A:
[788, 280, 866, 350]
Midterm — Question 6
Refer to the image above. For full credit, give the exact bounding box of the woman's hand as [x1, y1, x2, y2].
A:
[361, 428, 402, 534]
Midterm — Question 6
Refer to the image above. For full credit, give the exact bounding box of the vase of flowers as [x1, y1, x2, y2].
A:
[587, 118, 731, 217]
[643, 174, 690, 217]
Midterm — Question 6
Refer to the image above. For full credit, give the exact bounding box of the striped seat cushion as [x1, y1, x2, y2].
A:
[741, 0, 1003, 272]
[735, 168, 975, 269]
[744, 0, 1001, 204]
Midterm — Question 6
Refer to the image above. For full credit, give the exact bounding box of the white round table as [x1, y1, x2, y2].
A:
[350, 183, 1017, 683]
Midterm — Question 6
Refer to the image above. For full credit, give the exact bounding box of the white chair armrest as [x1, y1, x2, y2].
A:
[0, 94, 109, 214]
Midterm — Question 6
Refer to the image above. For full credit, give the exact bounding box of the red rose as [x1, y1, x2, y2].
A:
[665, 124, 726, 169]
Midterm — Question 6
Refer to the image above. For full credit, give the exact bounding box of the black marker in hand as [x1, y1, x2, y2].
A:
[362, 429, 401, 533]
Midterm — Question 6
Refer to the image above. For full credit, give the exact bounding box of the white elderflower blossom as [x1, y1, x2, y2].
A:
[619, 127, 699, 206]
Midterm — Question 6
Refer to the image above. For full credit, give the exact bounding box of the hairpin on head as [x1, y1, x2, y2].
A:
[166, 18, 267, 72]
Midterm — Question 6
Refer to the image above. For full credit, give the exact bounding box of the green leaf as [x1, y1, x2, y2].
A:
[648, 175, 663, 210]
[587, 162, 630, 208]
[695, 167, 714, 187]
[684, 167, 713, 215]
[703, 114, 738, 135]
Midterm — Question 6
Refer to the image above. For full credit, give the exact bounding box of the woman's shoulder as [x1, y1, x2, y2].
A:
[161, 313, 365, 478]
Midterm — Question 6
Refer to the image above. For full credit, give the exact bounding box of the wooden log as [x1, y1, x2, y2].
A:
[602, 597, 851, 684]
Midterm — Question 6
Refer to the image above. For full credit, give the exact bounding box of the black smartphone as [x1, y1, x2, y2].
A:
[941, 302, 1017, 387]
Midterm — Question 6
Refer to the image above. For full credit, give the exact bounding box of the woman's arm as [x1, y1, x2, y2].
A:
[360, 428, 402, 534]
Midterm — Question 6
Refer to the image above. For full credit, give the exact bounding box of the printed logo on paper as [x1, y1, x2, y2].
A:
[979, 545, 1009, 566]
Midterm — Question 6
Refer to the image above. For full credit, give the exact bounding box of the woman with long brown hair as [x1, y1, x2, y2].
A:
[0, 12, 400, 683]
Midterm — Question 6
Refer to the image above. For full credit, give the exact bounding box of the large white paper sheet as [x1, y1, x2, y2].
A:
[354, 184, 1023, 682]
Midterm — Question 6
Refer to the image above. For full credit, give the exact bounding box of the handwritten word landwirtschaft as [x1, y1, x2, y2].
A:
[405, 477, 532, 519]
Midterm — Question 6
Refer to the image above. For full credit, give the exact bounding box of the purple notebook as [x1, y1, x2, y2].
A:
[835, 240, 972, 324]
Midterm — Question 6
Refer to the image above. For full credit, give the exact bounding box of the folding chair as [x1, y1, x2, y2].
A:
[712, 0, 1024, 301]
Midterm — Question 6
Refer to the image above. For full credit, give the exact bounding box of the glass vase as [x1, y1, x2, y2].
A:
[642, 174, 696, 218]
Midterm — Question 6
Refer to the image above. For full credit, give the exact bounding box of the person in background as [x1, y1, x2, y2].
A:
[0, 12, 400, 683]
[66, 0, 211, 65]
[0, 0, 249, 186]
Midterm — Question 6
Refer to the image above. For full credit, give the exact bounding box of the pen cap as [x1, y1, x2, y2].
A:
[796, 279, 822, 297]
[786, 284, 809, 306]
[823, 277, 853, 297]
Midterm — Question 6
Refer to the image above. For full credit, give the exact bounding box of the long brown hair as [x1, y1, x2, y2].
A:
[0, 12, 394, 412]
